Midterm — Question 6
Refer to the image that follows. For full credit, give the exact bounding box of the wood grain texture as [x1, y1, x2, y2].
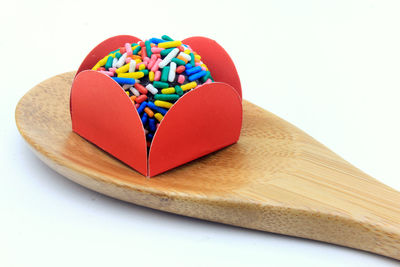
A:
[15, 72, 400, 260]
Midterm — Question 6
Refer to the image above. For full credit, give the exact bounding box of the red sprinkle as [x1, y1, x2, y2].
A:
[176, 65, 186, 74]
[141, 46, 147, 59]
[134, 83, 148, 94]
[135, 95, 148, 103]
[119, 47, 126, 54]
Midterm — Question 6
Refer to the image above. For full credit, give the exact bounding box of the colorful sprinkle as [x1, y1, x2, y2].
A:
[91, 35, 214, 143]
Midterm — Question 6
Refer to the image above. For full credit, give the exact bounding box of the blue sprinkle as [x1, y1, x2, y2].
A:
[185, 63, 193, 70]
[141, 113, 148, 125]
[111, 77, 136, 85]
[147, 133, 154, 140]
[185, 66, 202, 75]
[149, 38, 167, 44]
[147, 102, 168, 115]
[137, 102, 147, 114]
[149, 118, 157, 132]
[189, 70, 207, 81]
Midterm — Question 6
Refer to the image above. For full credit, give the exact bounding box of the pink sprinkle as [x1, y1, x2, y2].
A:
[151, 47, 164, 53]
[108, 67, 117, 74]
[125, 43, 133, 56]
[195, 62, 201, 66]
[156, 123, 160, 128]
[135, 103, 140, 108]
[154, 71, 161, 81]
[125, 57, 132, 63]
[201, 66, 207, 71]
[143, 57, 150, 63]
[177, 75, 185, 84]
[151, 59, 162, 72]
[98, 71, 113, 76]
[205, 78, 212, 84]
[147, 54, 158, 70]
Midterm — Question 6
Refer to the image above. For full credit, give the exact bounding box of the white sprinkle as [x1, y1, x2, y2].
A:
[135, 79, 140, 84]
[116, 53, 127, 68]
[179, 52, 191, 61]
[146, 84, 158, 95]
[130, 87, 140, 96]
[112, 57, 118, 68]
[129, 61, 136, 73]
[168, 62, 176, 82]
[159, 48, 179, 68]
[122, 84, 131, 90]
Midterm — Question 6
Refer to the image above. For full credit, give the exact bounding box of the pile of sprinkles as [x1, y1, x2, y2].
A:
[92, 35, 214, 145]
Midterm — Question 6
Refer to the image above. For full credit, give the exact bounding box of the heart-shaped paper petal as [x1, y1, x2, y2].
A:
[183, 36, 242, 99]
[71, 70, 147, 175]
[149, 82, 242, 176]
[76, 35, 142, 75]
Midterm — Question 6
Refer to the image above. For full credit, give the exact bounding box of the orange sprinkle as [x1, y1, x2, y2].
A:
[144, 107, 154, 117]
[130, 96, 136, 103]
[130, 55, 141, 60]
[177, 55, 188, 63]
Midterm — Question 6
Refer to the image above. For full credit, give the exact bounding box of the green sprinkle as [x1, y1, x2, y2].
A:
[153, 81, 169, 89]
[139, 69, 149, 76]
[201, 71, 211, 83]
[161, 66, 170, 82]
[132, 45, 141, 55]
[131, 43, 138, 47]
[161, 35, 174, 41]
[174, 85, 183, 96]
[105, 56, 114, 70]
[190, 53, 195, 66]
[145, 40, 152, 57]
[154, 94, 180, 101]
[115, 52, 122, 59]
[171, 58, 186, 66]
[160, 48, 174, 57]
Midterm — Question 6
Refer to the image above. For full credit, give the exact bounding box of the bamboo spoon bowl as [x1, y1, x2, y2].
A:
[15, 72, 400, 260]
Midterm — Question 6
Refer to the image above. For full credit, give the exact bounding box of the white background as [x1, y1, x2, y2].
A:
[1, 0, 400, 266]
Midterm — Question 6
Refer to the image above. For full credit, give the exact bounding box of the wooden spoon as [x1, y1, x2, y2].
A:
[15, 72, 400, 260]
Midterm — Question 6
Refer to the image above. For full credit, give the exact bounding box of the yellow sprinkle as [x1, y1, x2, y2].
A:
[184, 49, 191, 54]
[194, 55, 201, 62]
[149, 71, 155, 82]
[126, 91, 129, 96]
[138, 64, 146, 70]
[154, 100, 173, 109]
[161, 87, 175, 94]
[115, 63, 130, 74]
[200, 64, 208, 71]
[154, 113, 164, 122]
[158, 40, 182, 49]
[95, 55, 110, 68]
[92, 63, 100, 71]
[117, 72, 145, 79]
[135, 59, 142, 64]
[181, 82, 197, 91]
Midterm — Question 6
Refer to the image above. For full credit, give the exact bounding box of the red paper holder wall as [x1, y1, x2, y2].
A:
[70, 35, 243, 177]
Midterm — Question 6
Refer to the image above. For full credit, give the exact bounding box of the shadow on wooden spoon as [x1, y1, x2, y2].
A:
[15, 72, 400, 260]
